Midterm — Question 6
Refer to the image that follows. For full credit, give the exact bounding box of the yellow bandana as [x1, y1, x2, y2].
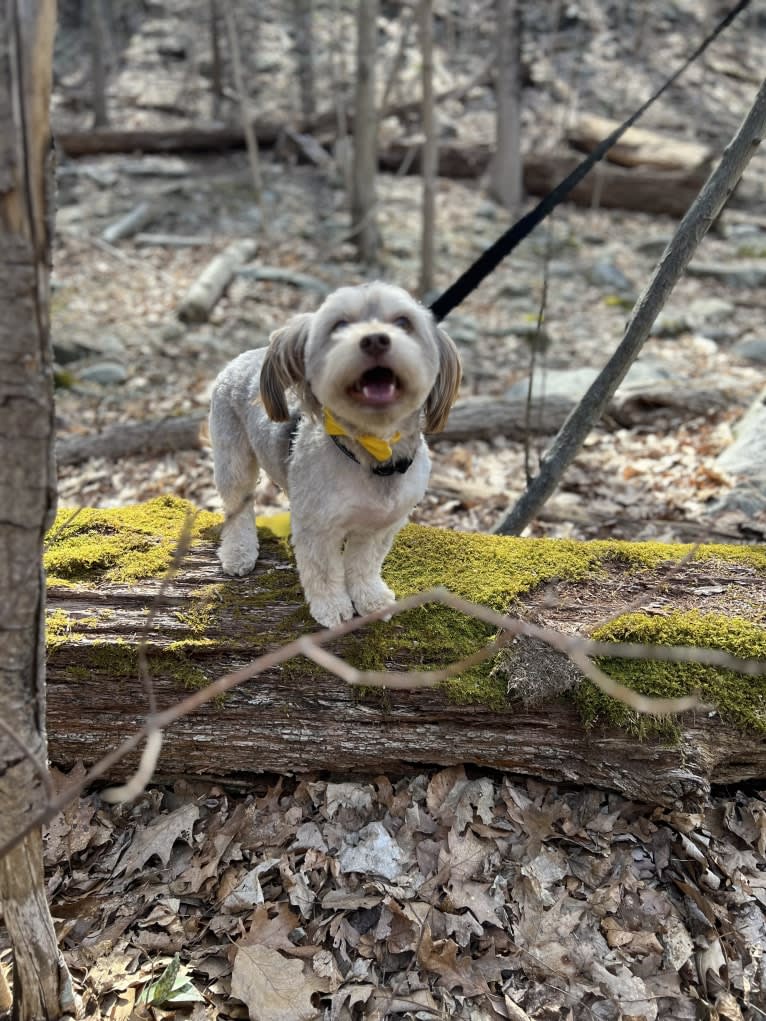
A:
[324, 408, 401, 462]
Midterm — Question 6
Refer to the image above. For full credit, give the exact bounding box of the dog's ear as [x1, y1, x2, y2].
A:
[260, 313, 313, 421]
[424, 326, 462, 433]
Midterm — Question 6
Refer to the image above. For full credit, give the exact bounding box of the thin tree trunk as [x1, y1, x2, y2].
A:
[419, 0, 436, 296]
[89, 0, 109, 127]
[489, 0, 523, 212]
[495, 78, 766, 535]
[291, 0, 315, 122]
[0, 1, 73, 1017]
[223, 3, 262, 201]
[351, 0, 379, 263]
[208, 0, 223, 120]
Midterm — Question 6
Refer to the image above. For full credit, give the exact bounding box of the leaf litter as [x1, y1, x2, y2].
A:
[34, 765, 766, 1020]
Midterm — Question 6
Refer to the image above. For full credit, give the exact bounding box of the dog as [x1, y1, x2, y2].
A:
[209, 281, 461, 628]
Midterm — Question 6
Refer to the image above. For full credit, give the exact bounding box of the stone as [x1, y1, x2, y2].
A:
[731, 338, 766, 364]
[687, 261, 766, 288]
[52, 332, 127, 364]
[651, 309, 690, 338]
[635, 235, 673, 258]
[77, 361, 128, 385]
[687, 298, 735, 328]
[716, 388, 766, 479]
[587, 257, 633, 293]
[504, 360, 670, 403]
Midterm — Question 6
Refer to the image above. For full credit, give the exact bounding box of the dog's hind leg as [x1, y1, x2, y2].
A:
[209, 399, 260, 576]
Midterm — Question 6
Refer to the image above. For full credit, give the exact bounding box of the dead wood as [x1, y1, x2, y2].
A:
[176, 239, 258, 323]
[567, 113, 711, 172]
[45, 531, 766, 808]
[55, 382, 731, 467]
[56, 126, 711, 217]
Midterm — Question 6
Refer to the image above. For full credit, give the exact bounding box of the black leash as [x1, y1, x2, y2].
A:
[429, 0, 751, 323]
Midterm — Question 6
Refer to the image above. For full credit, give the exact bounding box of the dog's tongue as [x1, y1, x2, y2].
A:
[362, 378, 397, 404]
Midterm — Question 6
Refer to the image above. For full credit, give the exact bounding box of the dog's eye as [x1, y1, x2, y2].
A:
[332, 319, 350, 334]
[393, 316, 412, 332]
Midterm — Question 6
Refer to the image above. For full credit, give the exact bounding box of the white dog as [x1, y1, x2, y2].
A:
[209, 281, 461, 628]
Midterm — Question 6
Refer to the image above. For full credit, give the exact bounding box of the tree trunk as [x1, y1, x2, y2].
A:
[44, 507, 766, 810]
[291, 0, 315, 122]
[489, 0, 523, 212]
[418, 0, 436, 297]
[88, 0, 109, 127]
[0, 1, 72, 1017]
[351, 0, 379, 263]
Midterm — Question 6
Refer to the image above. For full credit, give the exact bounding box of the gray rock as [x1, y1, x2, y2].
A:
[77, 361, 128, 385]
[635, 235, 673, 258]
[687, 261, 766, 288]
[651, 309, 690, 338]
[587, 257, 633, 293]
[504, 360, 670, 403]
[731, 338, 766, 364]
[716, 388, 766, 479]
[52, 333, 127, 364]
[687, 297, 735, 328]
[159, 319, 186, 343]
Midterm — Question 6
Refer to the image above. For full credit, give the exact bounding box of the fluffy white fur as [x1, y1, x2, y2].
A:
[209, 281, 461, 628]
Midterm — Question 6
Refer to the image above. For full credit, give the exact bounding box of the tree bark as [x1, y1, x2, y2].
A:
[44, 524, 766, 810]
[291, 0, 315, 122]
[351, 0, 379, 263]
[489, 0, 523, 212]
[0, 1, 72, 1017]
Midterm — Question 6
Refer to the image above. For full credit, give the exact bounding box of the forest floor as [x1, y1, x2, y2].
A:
[9, 2, 766, 1019]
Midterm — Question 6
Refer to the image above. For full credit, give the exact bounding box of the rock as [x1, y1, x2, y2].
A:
[731, 338, 766, 364]
[52, 333, 127, 364]
[687, 261, 766, 288]
[504, 360, 670, 403]
[651, 309, 690, 337]
[77, 361, 128, 385]
[441, 315, 480, 345]
[716, 388, 766, 480]
[687, 298, 735, 328]
[159, 319, 186, 343]
[635, 235, 673, 258]
[587, 257, 633, 293]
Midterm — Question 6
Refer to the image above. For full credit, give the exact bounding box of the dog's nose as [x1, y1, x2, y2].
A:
[360, 332, 391, 357]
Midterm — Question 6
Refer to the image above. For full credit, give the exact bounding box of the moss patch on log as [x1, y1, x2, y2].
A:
[577, 610, 766, 739]
[45, 497, 766, 731]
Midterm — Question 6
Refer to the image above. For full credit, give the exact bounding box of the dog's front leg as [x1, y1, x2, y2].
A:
[292, 526, 355, 628]
[344, 522, 402, 617]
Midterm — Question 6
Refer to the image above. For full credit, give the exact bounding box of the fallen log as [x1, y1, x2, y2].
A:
[56, 130, 711, 217]
[44, 498, 766, 807]
[566, 113, 711, 172]
[176, 238, 258, 323]
[55, 381, 733, 467]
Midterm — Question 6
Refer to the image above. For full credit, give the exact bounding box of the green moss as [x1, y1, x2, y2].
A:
[45, 496, 221, 584]
[46, 609, 73, 650]
[58, 639, 210, 692]
[575, 610, 766, 739]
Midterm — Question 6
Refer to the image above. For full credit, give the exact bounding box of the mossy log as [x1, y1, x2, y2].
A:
[44, 498, 766, 809]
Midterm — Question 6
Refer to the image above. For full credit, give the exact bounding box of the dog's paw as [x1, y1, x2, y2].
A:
[217, 540, 259, 576]
[308, 592, 355, 629]
[350, 580, 396, 618]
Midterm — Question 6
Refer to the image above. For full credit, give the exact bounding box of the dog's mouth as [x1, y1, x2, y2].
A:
[348, 366, 401, 406]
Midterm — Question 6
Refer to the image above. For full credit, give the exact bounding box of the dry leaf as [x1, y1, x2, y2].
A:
[117, 803, 199, 875]
[230, 945, 322, 1021]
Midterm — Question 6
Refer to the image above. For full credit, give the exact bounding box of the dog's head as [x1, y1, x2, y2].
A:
[260, 282, 461, 434]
